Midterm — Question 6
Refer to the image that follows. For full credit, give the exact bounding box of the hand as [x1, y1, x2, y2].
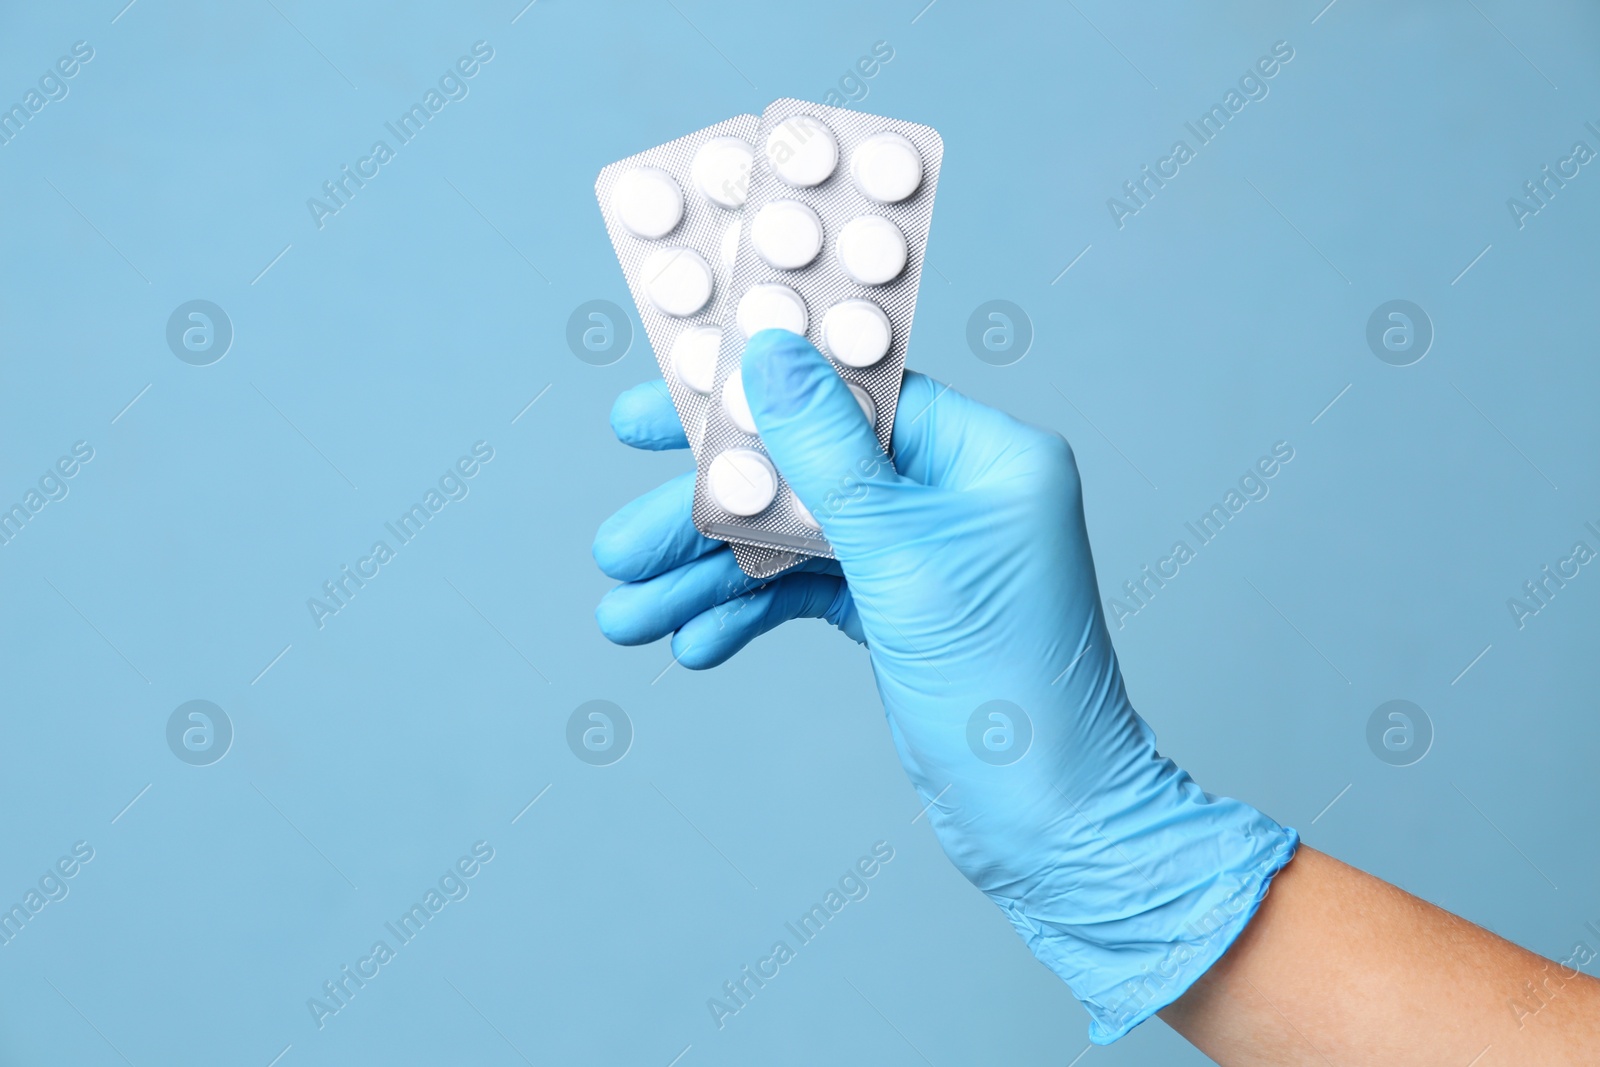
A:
[594, 331, 1297, 1042]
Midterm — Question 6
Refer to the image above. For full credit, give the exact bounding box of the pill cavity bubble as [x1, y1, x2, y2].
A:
[670, 326, 721, 394]
[751, 200, 824, 270]
[766, 115, 838, 188]
[737, 284, 808, 339]
[721, 366, 758, 435]
[821, 299, 892, 368]
[707, 449, 778, 516]
[790, 489, 821, 530]
[691, 136, 753, 209]
[850, 131, 923, 204]
[836, 215, 908, 285]
[642, 247, 714, 317]
[847, 382, 876, 425]
[613, 166, 683, 239]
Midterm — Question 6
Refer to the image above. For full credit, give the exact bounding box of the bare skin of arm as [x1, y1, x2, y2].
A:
[1160, 847, 1600, 1064]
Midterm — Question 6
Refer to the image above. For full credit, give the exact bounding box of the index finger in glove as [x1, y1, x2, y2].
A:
[611, 378, 690, 451]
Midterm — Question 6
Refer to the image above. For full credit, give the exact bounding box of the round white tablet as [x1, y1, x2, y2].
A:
[707, 449, 777, 516]
[821, 299, 893, 368]
[790, 489, 821, 530]
[721, 367, 757, 435]
[765, 116, 838, 188]
[737, 284, 808, 338]
[751, 200, 824, 270]
[641, 247, 713, 317]
[670, 326, 721, 394]
[613, 166, 683, 239]
[850, 131, 923, 203]
[691, 136, 753, 209]
[719, 218, 741, 275]
[847, 382, 876, 425]
[836, 215, 908, 285]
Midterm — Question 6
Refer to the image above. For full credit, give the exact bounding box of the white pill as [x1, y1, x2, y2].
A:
[751, 200, 824, 270]
[721, 366, 758, 434]
[836, 215, 908, 285]
[642, 247, 713, 317]
[821, 299, 892, 368]
[613, 166, 683, 239]
[691, 136, 753, 209]
[707, 449, 777, 516]
[719, 218, 741, 275]
[790, 489, 821, 530]
[847, 382, 876, 425]
[737, 284, 808, 339]
[670, 326, 721, 394]
[850, 131, 923, 203]
[766, 115, 838, 188]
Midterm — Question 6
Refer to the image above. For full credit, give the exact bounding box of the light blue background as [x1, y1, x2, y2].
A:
[2, 1, 1597, 1064]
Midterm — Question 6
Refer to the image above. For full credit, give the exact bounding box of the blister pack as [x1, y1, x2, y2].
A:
[690, 99, 943, 576]
[595, 116, 800, 578]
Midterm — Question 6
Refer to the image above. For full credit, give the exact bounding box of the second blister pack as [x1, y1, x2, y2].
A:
[692, 98, 944, 576]
[595, 116, 801, 578]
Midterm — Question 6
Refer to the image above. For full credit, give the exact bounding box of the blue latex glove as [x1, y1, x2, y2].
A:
[594, 331, 1298, 1042]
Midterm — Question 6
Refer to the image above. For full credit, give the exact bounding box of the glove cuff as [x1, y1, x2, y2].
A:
[998, 801, 1299, 1044]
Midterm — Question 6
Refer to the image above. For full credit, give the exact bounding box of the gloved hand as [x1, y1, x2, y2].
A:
[594, 330, 1298, 1042]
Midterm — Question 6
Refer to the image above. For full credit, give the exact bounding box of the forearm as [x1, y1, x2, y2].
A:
[1161, 847, 1600, 1065]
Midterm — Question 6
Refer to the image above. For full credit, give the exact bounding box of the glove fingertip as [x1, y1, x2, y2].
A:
[593, 595, 624, 644]
[741, 329, 831, 421]
[610, 381, 687, 451]
[672, 625, 728, 671]
[594, 588, 643, 646]
[591, 521, 632, 581]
